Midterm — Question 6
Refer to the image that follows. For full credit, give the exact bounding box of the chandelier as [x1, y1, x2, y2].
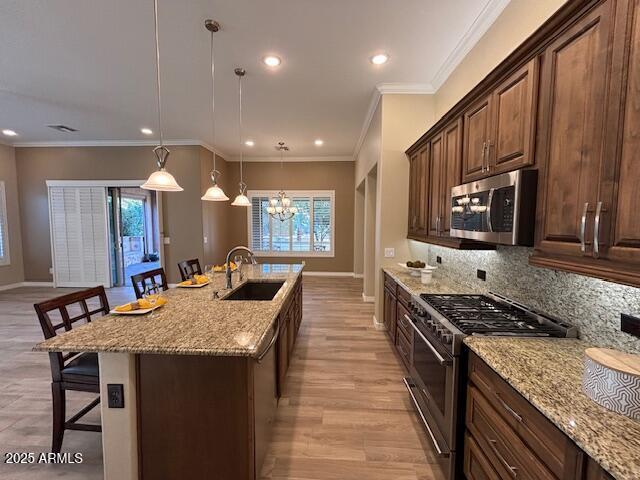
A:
[267, 142, 298, 221]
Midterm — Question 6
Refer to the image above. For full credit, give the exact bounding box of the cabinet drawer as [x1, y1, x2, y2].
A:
[464, 432, 500, 480]
[396, 328, 412, 371]
[396, 306, 413, 340]
[384, 273, 397, 295]
[468, 353, 581, 479]
[397, 285, 412, 308]
[466, 385, 555, 480]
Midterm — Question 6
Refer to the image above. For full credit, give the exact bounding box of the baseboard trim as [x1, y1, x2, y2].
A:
[372, 315, 385, 330]
[0, 282, 24, 292]
[362, 293, 375, 303]
[0, 281, 55, 292]
[303, 271, 355, 277]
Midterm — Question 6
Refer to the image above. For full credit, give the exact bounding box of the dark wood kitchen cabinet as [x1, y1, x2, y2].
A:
[408, 143, 430, 240]
[428, 119, 461, 238]
[462, 59, 538, 183]
[383, 278, 397, 342]
[277, 277, 303, 397]
[530, 0, 640, 287]
[382, 272, 414, 372]
[465, 352, 615, 480]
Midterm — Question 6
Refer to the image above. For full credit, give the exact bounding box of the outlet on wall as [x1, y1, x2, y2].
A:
[163, 237, 171, 245]
[204, 236, 208, 244]
[49, 267, 53, 275]
[384, 248, 395, 258]
[436, 256, 442, 264]
[477, 269, 487, 281]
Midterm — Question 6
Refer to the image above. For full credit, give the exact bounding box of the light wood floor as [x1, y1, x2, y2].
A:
[0, 278, 441, 479]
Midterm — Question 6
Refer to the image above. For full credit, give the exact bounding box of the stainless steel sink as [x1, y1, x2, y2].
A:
[223, 281, 285, 301]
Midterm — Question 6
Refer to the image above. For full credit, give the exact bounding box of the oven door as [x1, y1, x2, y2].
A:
[404, 316, 458, 480]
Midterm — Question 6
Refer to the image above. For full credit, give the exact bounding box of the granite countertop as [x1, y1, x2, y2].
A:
[34, 263, 304, 358]
[383, 266, 465, 296]
[465, 337, 640, 480]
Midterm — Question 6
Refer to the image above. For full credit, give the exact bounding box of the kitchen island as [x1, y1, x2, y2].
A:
[34, 263, 304, 480]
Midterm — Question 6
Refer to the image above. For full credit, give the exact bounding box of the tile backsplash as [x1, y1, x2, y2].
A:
[419, 244, 640, 353]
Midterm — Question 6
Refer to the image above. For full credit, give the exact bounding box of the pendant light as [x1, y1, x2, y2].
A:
[201, 19, 229, 202]
[142, 0, 183, 192]
[267, 142, 298, 221]
[231, 68, 251, 207]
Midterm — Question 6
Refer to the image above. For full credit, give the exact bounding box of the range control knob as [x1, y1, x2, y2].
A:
[442, 333, 453, 345]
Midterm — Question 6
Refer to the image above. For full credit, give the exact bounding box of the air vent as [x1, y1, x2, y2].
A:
[47, 124, 78, 133]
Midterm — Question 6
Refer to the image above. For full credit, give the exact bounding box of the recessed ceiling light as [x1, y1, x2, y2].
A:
[141, 127, 153, 135]
[245, 140, 255, 147]
[2, 129, 17, 137]
[263, 56, 281, 67]
[314, 139, 324, 146]
[370, 53, 389, 65]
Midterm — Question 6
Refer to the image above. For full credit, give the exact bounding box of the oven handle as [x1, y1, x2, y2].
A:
[403, 377, 449, 458]
[404, 315, 452, 366]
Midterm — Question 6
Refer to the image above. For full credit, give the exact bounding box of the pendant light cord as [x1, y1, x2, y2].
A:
[153, 0, 164, 148]
[210, 28, 216, 172]
[238, 72, 243, 187]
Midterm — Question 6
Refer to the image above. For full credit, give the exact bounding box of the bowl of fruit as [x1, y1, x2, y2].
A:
[398, 260, 432, 277]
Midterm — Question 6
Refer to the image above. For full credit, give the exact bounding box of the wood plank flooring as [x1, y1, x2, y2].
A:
[259, 277, 442, 480]
[0, 278, 441, 479]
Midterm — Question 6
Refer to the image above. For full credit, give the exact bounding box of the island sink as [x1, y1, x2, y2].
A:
[224, 281, 285, 301]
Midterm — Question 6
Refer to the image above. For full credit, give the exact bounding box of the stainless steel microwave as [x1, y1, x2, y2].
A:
[450, 170, 537, 246]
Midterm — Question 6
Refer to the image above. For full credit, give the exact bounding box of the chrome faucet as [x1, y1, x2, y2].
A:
[225, 246, 256, 289]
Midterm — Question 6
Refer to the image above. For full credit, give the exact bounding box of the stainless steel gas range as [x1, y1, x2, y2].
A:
[402, 292, 577, 480]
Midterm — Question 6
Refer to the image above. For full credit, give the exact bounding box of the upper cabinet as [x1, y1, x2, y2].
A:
[407, 144, 429, 239]
[462, 59, 539, 182]
[531, 0, 640, 287]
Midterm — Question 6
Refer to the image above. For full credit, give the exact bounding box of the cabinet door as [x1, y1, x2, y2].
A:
[408, 144, 430, 238]
[605, 0, 640, 268]
[535, 1, 615, 259]
[408, 151, 420, 236]
[383, 288, 397, 342]
[277, 319, 289, 397]
[490, 58, 539, 174]
[441, 118, 463, 235]
[462, 95, 491, 182]
[428, 132, 444, 237]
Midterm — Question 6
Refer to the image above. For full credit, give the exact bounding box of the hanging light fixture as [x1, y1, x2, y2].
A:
[231, 68, 251, 207]
[142, 0, 183, 192]
[201, 19, 229, 202]
[267, 142, 298, 221]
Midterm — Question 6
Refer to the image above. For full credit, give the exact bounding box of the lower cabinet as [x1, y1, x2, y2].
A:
[383, 273, 413, 372]
[465, 352, 614, 480]
[277, 277, 303, 397]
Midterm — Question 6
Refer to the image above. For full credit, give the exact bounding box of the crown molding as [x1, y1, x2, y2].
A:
[352, 82, 435, 160]
[376, 83, 435, 95]
[226, 155, 353, 163]
[430, 0, 510, 90]
[11, 139, 228, 159]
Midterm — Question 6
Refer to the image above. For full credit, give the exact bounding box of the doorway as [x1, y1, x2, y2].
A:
[108, 187, 161, 286]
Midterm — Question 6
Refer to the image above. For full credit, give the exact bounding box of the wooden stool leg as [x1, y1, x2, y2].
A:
[51, 382, 65, 453]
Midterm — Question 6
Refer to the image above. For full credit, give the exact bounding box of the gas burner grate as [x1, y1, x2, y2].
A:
[420, 293, 566, 336]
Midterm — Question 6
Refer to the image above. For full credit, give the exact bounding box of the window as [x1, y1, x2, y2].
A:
[248, 190, 335, 257]
[0, 181, 10, 266]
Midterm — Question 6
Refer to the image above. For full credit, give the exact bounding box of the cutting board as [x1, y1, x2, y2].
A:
[583, 347, 640, 420]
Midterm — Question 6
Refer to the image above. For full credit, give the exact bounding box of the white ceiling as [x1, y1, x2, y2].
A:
[0, 0, 507, 158]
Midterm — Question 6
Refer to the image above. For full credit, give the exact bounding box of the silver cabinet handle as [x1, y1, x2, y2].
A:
[486, 140, 493, 172]
[580, 202, 590, 253]
[594, 201, 604, 258]
[488, 439, 518, 477]
[481, 141, 487, 172]
[404, 314, 451, 366]
[436, 215, 441, 235]
[403, 377, 449, 458]
[257, 323, 280, 363]
[495, 392, 523, 423]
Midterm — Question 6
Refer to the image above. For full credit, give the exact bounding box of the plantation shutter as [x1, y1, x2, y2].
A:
[49, 186, 110, 287]
[250, 196, 270, 251]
